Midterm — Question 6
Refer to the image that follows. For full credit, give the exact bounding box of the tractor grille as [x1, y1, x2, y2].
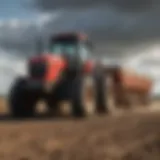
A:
[29, 61, 46, 79]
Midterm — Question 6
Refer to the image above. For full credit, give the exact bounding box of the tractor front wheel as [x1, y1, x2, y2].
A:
[8, 78, 36, 118]
[71, 76, 97, 117]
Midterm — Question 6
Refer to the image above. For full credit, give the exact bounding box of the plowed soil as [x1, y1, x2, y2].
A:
[0, 97, 160, 160]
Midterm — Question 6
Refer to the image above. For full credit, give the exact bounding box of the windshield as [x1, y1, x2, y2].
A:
[50, 41, 77, 56]
[49, 40, 91, 60]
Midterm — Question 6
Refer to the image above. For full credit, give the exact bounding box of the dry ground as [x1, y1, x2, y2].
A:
[0, 97, 160, 160]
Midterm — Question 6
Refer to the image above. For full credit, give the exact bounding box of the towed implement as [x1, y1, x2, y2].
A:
[104, 66, 152, 109]
[8, 32, 153, 118]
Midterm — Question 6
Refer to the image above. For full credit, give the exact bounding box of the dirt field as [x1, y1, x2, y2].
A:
[0, 97, 160, 160]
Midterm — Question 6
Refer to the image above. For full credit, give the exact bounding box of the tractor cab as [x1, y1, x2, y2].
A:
[48, 32, 93, 63]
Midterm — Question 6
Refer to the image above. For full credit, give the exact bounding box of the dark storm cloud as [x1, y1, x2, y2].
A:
[107, 0, 159, 11]
[31, 0, 160, 44]
[37, 8, 160, 57]
[33, 0, 160, 12]
[2, 0, 160, 57]
[1, 7, 160, 58]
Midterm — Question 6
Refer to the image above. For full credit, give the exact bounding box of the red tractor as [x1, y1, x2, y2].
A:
[8, 32, 110, 118]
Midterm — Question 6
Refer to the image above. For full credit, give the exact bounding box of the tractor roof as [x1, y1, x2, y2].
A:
[51, 32, 89, 41]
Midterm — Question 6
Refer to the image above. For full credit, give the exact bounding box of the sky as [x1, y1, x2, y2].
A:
[0, 0, 160, 95]
[0, 0, 36, 19]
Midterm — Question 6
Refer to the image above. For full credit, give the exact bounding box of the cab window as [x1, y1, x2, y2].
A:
[50, 41, 77, 56]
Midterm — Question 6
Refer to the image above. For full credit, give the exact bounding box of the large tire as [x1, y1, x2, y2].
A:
[71, 75, 97, 117]
[95, 71, 108, 114]
[8, 77, 36, 118]
[95, 70, 115, 114]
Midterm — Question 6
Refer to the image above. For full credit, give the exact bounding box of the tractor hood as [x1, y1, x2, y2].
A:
[28, 53, 67, 82]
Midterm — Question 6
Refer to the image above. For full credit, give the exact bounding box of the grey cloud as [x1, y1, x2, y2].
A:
[1, 8, 160, 58]
[31, 0, 160, 43]
[0, 22, 40, 57]
[40, 8, 160, 56]
[32, 0, 160, 12]
[1, 1, 160, 58]
[31, 0, 160, 50]
[0, 0, 160, 58]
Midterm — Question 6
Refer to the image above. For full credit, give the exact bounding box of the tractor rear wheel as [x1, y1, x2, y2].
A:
[95, 71, 115, 114]
[8, 78, 36, 118]
[95, 72, 109, 114]
[71, 76, 97, 117]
